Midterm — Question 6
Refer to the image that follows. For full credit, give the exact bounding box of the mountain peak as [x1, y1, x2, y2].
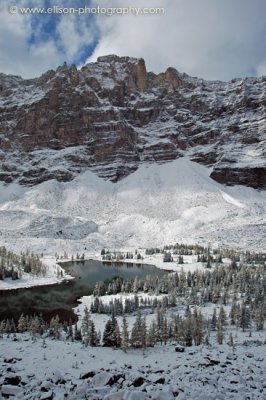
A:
[0, 55, 265, 189]
[96, 54, 144, 65]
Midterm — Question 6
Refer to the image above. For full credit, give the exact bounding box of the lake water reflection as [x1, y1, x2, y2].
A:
[0, 259, 166, 322]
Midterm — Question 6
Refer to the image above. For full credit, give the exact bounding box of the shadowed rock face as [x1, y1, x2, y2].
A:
[210, 168, 266, 190]
[0, 55, 265, 188]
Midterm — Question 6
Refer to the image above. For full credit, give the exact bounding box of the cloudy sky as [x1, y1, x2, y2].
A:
[0, 0, 266, 80]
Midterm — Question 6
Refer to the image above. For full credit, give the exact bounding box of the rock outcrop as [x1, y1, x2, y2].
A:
[0, 55, 265, 188]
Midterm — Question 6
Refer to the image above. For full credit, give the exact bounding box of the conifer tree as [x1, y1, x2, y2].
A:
[74, 323, 81, 341]
[205, 332, 210, 346]
[193, 309, 204, 346]
[102, 314, 120, 347]
[229, 302, 237, 325]
[5, 319, 11, 336]
[68, 319, 73, 340]
[178, 255, 184, 264]
[141, 316, 148, 351]
[216, 321, 224, 345]
[238, 303, 251, 332]
[81, 306, 91, 346]
[88, 321, 97, 346]
[102, 319, 113, 347]
[18, 314, 27, 333]
[211, 308, 217, 331]
[0, 320, 5, 337]
[254, 307, 264, 331]
[228, 332, 235, 351]
[49, 315, 61, 339]
[185, 305, 191, 318]
[156, 306, 165, 345]
[162, 317, 168, 345]
[30, 315, 41, 336]
[96, 330, 101, 346]
[121, 316, 129, 353]
[172, 314, 181, 342]
[114, 322, 121, 348]
[218, 306, 227, 327]
[131, 311, 143, 348]
[147, 320, 157, 347]
[183, 318, 193, 347]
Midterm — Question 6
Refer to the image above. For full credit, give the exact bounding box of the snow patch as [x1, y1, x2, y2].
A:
[220, 191, 246, 209]
[0, 158, 265, 257]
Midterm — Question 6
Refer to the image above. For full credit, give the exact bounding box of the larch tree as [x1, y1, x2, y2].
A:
[17, 313, 27, 333]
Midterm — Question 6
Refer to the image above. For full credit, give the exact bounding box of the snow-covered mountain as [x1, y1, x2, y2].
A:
[0, 55, 265, 188]
[0, 56, 265, 254]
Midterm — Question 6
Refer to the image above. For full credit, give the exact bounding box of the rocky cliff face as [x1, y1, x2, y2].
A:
[0, 55, 265, 188]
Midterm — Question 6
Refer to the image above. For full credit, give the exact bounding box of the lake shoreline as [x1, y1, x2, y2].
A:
[0, 252, 181, 292]
[0, 259, 167, 323]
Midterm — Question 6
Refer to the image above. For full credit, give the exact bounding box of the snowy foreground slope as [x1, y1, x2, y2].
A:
[0, 333, 265, 399]
[0, 158, 265, 255]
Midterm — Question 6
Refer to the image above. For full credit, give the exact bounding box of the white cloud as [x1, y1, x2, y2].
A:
[0, 0, 96, 78]
[56, 15, 95, 60]
[88, 0, 266, 80]
[0, 1, 60, 77]
[0, 0, 265, 80]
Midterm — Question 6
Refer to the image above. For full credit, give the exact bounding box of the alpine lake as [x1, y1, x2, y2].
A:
[0, 260, 167, 322]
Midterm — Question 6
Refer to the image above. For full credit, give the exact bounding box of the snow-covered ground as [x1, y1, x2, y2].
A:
[0, 158, 265, 257]
[0, 332, 265, 399]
